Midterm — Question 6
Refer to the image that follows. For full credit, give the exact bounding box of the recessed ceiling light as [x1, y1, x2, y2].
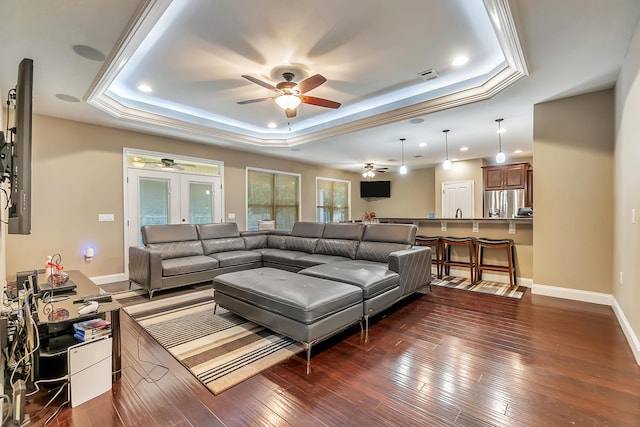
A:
[291, 148, 301, 152]
[72, 44, 106, 61]
[138, 84, 153, 93]
[452, 55, 469, 66]
[409, 118, 424, 124]
[267, 122, 277, 128]
[419, 142, 427, 147]
[55, 93, 80, 103]
[460, 147, 469, 151]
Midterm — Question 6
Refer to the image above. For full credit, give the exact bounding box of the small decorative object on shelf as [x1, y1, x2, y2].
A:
[362, 211, 379, 224]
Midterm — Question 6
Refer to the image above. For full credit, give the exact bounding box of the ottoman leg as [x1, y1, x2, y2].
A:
[304, 341, 316, 375]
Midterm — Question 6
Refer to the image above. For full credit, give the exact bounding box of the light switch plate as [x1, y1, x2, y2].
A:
[98, 214, 114, 222]
[228, 213, 236, 219]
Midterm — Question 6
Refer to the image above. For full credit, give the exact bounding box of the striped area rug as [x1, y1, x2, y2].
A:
[121, 290, 303, 394]
[432, 276, 525, 299]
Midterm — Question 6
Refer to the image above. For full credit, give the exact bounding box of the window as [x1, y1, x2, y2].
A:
[247, 168, 300, 230]
[316, 177, 350, 223]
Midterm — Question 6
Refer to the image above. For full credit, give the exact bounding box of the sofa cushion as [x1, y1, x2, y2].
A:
[196, 222, 240, 239]
[202, 237, 246, 255]
[299, 260, 400, 299]
[361, 223, 417, 244]
[356, 241, 412, 263]
[142, 224, 199, 245]
[315, 239, 359, 259]
[267, 234, 287, 249]
[244, 234, 268, 249]
[262, 250, 309, 266]
[290, 222, 325, 238]
[283, 236, 318, 253]
[147, 241, 204, 260]
[209, 250, 262, 267]
[162, 255, 218, 276]
[295, 254, 352, 268]
[322, 223, 364, 240]
[213, 268, 362, 324]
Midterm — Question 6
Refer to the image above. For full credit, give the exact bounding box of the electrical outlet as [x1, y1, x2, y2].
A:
[472, 221, 479, 233]
[98, 213, 114, 222]
[228, 212, 236, 219]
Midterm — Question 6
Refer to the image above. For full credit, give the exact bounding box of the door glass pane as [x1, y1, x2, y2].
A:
[189, 182, 213, 224]
[139, 178, 169, 243]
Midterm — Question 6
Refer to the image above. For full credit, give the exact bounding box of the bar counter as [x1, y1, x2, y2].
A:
[377, 217, 533, 283]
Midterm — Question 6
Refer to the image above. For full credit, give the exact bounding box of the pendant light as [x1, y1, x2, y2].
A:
[399, 138, 407, 175]
[442, 129, 452, 170]
[495, 118, 506, 164]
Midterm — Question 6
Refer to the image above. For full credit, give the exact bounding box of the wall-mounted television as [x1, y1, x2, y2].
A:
[360, 180, 391, 198]
[7, 58, 33, 235]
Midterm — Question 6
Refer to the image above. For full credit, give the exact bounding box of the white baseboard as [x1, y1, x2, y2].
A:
[611, 297, 640, 366]
[89, 272, 127, 285]
[531, 283, 613, 305]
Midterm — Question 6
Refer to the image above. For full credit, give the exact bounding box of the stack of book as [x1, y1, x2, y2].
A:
[73, 318, 111, 342]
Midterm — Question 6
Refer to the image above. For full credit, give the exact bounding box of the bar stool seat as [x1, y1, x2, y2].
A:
[441, 237, 476, 284]
[475, 238, 517, 288]
[415, 235, 442, 278]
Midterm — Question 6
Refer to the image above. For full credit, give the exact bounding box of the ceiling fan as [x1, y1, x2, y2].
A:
[132, 157, 194, 171]
[362, 163, 388, 179]
[237, 72, 341, 118]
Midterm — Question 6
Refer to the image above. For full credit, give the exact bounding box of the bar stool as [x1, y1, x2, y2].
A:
[441, 237, 476, 284]
[475, 238, 517, 288]
[415, 235, 442, 278]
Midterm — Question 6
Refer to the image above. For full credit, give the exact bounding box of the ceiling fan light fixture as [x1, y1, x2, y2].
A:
[275, 94, 301, 110]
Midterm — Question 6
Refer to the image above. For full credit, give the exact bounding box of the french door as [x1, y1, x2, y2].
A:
[127, 169, 222, 248]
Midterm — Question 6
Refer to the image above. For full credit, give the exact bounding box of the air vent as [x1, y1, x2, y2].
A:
[418, 69, 439, 81]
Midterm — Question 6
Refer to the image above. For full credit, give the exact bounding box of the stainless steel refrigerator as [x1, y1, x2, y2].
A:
[483, 189, 526, 218]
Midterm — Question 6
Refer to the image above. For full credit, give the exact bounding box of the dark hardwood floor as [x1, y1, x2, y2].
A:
[26, 286, 640, 426]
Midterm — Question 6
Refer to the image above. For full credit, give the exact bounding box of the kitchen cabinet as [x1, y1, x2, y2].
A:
[482, 163, 530, 190]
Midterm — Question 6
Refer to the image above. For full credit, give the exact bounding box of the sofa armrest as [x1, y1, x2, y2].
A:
[388, 246, 432, 297]
[129, 246, 163, 292]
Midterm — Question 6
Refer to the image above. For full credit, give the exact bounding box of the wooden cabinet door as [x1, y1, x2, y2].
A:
[503, 164, 527, 189]
[484, 167, 504, 190]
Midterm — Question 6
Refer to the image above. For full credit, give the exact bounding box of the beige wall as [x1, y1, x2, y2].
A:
[363, 168, 435, 219]
[614, 18, 640, 359]
[533, 89, 614, 293]
[4, 115, 365, 279]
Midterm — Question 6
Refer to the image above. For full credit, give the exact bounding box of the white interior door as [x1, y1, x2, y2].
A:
[127, 169, 222, 248]
[442, 180, 474, 218]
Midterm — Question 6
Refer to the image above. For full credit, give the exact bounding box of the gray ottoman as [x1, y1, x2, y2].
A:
[213, 267, 364, 373]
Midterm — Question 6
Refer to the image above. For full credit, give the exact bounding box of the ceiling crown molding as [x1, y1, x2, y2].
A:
[85, 0, 528, 149]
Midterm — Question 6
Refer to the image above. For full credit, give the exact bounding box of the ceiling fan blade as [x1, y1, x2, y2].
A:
[301, 96, 341, 109]
[296, 74, 327, 94]
[237, 97, 274, 105]
[241, 75, 277, 91]
[285, 108, 297, 118]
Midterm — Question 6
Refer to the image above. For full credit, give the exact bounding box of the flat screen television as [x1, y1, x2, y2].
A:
[8, 58, 33, 235]
[360, 180, 391, 198]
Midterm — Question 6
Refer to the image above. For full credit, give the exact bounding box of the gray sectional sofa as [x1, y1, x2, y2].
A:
[129, 221, 432, 370]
